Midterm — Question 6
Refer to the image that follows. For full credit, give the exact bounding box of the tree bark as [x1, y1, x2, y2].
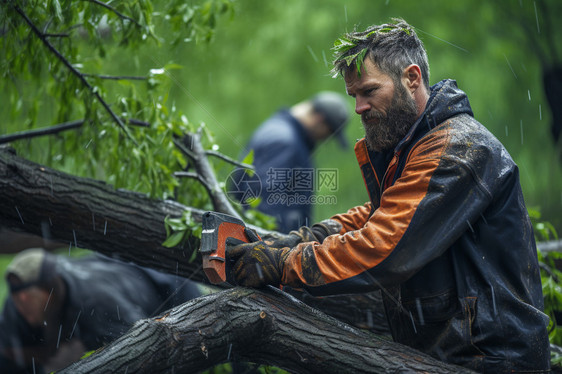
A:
[0, 146, 207, 281]
[0, 146, 390, 332]
[59, 287, 474, 374]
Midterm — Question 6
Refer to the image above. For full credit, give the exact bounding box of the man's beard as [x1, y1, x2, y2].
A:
[362, 83, 419, 152]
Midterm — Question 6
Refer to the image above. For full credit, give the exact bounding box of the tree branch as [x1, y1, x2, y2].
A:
[83, 73, 147, 81]
[537, 240, 562, 253]
[179, 131, 241, 218]
[0, 118, 150, 145]
[0, 120, 85, 145]
[173, 138, 198, 162]
[205, 150, 254, 170]
[83, 0, 142, 27]
[173, 171, 215, 198]
[11, 3, 138, 145]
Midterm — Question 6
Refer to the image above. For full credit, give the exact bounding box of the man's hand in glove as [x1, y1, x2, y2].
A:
[262, 219, 343, 248]
[226, 229, 292, 288]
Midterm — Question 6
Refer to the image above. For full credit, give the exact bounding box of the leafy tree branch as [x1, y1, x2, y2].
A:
[10, 3, 138, 144]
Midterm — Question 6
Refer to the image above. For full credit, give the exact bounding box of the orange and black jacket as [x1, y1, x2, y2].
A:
[281, 80, 550, 372]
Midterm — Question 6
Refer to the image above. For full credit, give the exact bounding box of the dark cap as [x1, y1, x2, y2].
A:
[5, 248, 57, 293]
[311, 91, 350, 149]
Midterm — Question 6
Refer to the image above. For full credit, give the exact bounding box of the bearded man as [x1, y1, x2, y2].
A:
[226, 19, 550, 373]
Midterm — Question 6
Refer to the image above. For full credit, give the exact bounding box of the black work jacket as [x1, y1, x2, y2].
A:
[281, 80, 550, 372]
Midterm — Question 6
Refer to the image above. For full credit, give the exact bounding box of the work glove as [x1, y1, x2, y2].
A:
[262, 219, 343, 248]
[226, 228, 292, 288]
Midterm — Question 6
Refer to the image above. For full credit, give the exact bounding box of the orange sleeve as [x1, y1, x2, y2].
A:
[329, 202, 373, 233]
[281, 127, 450, 290]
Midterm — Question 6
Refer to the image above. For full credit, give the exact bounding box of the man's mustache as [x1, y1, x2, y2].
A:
[361, 110, 384, 124]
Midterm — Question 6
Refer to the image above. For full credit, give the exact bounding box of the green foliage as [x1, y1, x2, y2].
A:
[163, 210, 202, 264]
[532, 209, 562, 365]
[1, 0, 235, 206]
[332, 18, 414, 76]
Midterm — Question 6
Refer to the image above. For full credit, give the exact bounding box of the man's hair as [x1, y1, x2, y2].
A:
[5, 248, 58, 293]
[331, 18, 430, 90]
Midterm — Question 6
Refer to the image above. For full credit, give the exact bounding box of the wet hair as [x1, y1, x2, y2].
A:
[332, 18, 430, 90]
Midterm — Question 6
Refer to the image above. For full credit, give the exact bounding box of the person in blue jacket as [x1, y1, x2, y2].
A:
[231, 92, 350, 233]
[0, 248, 201, 373]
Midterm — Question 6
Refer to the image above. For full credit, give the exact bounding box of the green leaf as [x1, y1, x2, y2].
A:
[162, 231, 185, 248]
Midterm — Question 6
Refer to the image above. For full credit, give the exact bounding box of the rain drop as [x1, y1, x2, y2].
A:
[56, 325, 62, 349]
[15, 206, 24, 224]
[227, 343, 233, 360]
[255, 263, 264, 280]
[307, 45, 318, 63]
[415, 298, 425, 325]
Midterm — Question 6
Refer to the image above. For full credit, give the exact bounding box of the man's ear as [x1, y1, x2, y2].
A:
[402, 64, 422, 94]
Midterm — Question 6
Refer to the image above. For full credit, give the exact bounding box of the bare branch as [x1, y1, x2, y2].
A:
[44, 33, 70, 38]
[126, 118, 151, 127]
[205, 150, 254, 170]
[173, 171, 202, 180]
[537, 240, 562, 253]
[173, 171, 215, 200]
[179, 132, 241, 218]
[83, 73, 147, 81]
[0, 120, 85, 145]
[11, 4, 138, 146]
[173, 138, 197, 162]
[0, 118, 150, 145]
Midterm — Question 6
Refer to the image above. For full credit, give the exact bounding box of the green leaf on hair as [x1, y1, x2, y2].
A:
[332, 37, 355, 54]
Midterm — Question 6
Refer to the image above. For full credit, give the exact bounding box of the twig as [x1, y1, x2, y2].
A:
[83, 73, 147, 81]
[83, 0, 141, 27]
[205, 150, 254, 170]
[537, 240, 562, 253]
[173, 138, 197, 162]
[173, 171, 201, 180]
[0, 120, 84, 145]
[0, 118, 150, 145]
[44, 33, 70, 38]
[177, 132, 241, 218]
[127, 118, 150, 127]
[12, 4, 138, 146]
[173, 171, 212, 190]
[539, 262, 559, 283]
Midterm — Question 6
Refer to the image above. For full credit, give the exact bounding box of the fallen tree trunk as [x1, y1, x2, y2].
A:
[0, 146, 208, 281]
[0, 146, 390, 332]
[59, 287, 474, 374]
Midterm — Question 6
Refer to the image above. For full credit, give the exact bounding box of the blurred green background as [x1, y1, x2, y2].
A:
[156, 0, 562, 228]
[2, 0, 561, 235]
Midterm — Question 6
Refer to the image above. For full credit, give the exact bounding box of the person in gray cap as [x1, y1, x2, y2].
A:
[229, 91, 350, 233]
[0, 248, 201, 373]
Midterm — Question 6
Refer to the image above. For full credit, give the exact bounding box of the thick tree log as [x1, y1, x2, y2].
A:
[0, 147, 390, 333]
[59, 287, 474, 374]
[0, 146, 208, 281]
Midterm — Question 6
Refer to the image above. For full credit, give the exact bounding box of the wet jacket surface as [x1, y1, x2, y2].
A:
[280, 80, 550, 372]
[0, 253, 200, 373]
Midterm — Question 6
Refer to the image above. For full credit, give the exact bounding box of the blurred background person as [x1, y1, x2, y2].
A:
[0, 248, 201, 373]
[229, 91, 350, 233]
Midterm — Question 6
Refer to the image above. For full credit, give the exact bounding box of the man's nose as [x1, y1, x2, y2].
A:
[355, 97, 370, 115]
